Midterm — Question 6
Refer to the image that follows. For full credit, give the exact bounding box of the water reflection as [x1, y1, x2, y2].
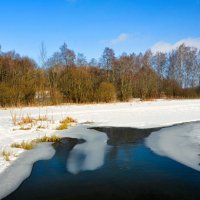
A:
[67, 126, 161, 175]
[93, 126, 161, 163]
[4, 125, 200, 200]
[93, 127, 161, 146]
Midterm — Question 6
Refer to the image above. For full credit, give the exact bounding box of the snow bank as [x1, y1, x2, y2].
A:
[145, 122, 200, 171]
[0, 143, 55, 200]
[0, 125, 108, 199]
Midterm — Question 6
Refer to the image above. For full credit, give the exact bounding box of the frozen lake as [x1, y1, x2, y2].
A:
[3, 124, 200, 200]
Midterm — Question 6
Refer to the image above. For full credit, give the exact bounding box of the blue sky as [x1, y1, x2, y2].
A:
[0, 0, 200, 63]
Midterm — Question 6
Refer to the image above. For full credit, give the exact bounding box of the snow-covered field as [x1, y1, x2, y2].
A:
[1, 99, 200, 199]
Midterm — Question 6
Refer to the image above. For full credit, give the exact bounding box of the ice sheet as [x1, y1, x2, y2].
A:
[145, 122, 200, 171]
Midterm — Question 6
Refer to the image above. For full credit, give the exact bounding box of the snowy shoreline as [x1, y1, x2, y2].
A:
[1, 99, 200, 198]
[1, 99, 200, 172]
[146, 122, 200, 172]
[0, 125, 108, 199]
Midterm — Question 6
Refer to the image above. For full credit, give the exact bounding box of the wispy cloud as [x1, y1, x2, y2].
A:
[151, 38, 200, 53]
[110, 33, 129, 45]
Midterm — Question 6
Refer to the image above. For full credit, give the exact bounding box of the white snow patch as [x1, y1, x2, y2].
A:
[67, 128, 108, 174]
[0, 143, 55, 200]
[145, 122, 200, 171]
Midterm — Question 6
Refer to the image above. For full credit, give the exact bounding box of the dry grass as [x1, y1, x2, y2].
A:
[56, 122, 69, 130]
[57, 117, 77, 130]
[11, 135, 62, 150]
[10, 110, 17, 126]
[11, 141, 35, 150]
[18, 115, 34, 126]
[10, 112, 76, 132]
[1, 150, 12, 161]
[35, 135, 62, 143]
[60, 117, 77, 124]
[10, 112, 51, 131]
[19, 126, 31, 130]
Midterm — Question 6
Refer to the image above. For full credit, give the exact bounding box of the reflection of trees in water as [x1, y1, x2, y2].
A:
[108, 145, 132, 162]
[93, 127, 161, 145]
[109, 145, 118, 161]
[94, 127, 162, 163]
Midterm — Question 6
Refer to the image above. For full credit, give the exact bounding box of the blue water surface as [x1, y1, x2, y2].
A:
[4, 127, 200, 200]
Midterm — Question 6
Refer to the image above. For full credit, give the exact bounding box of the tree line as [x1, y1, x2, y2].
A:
[0, 43, 200, 107]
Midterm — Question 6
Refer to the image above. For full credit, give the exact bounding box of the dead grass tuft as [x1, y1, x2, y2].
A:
[60, 117, 77, 124]
[57, 117, 77, 130]
[11, 141, 35, 150]
[1, 150, 12, 161]
[36, 134, 62, 143]
[10, 110, 17, 126]
[11, 135, 62, 150]
[18, 115, 34, 126]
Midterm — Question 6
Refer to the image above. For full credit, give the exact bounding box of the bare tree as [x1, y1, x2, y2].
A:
[76, 53, 87, 66]
[152, 52, 167, 79]
[89, 58, 98, 67]
[143, 50, 152, 68]
[100, 47, 115, 81]
[39, 41, 47, 68]
[60, 43, 76, 66]
[101, 47, 115, 70]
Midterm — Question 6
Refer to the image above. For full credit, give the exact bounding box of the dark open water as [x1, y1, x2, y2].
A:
[4, 127, 200, 200]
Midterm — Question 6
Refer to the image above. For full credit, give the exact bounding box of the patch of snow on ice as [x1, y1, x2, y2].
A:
[66, 128, 108, 174]
[145, 122, 200, 171]
[0, 143, 55, 200]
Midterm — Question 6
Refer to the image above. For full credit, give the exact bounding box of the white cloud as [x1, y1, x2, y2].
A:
[110, 33, 129, 45]
[151, 38, 200, 53]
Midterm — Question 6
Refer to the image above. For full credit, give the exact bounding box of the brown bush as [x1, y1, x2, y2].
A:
[97, 82, 116, 103]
